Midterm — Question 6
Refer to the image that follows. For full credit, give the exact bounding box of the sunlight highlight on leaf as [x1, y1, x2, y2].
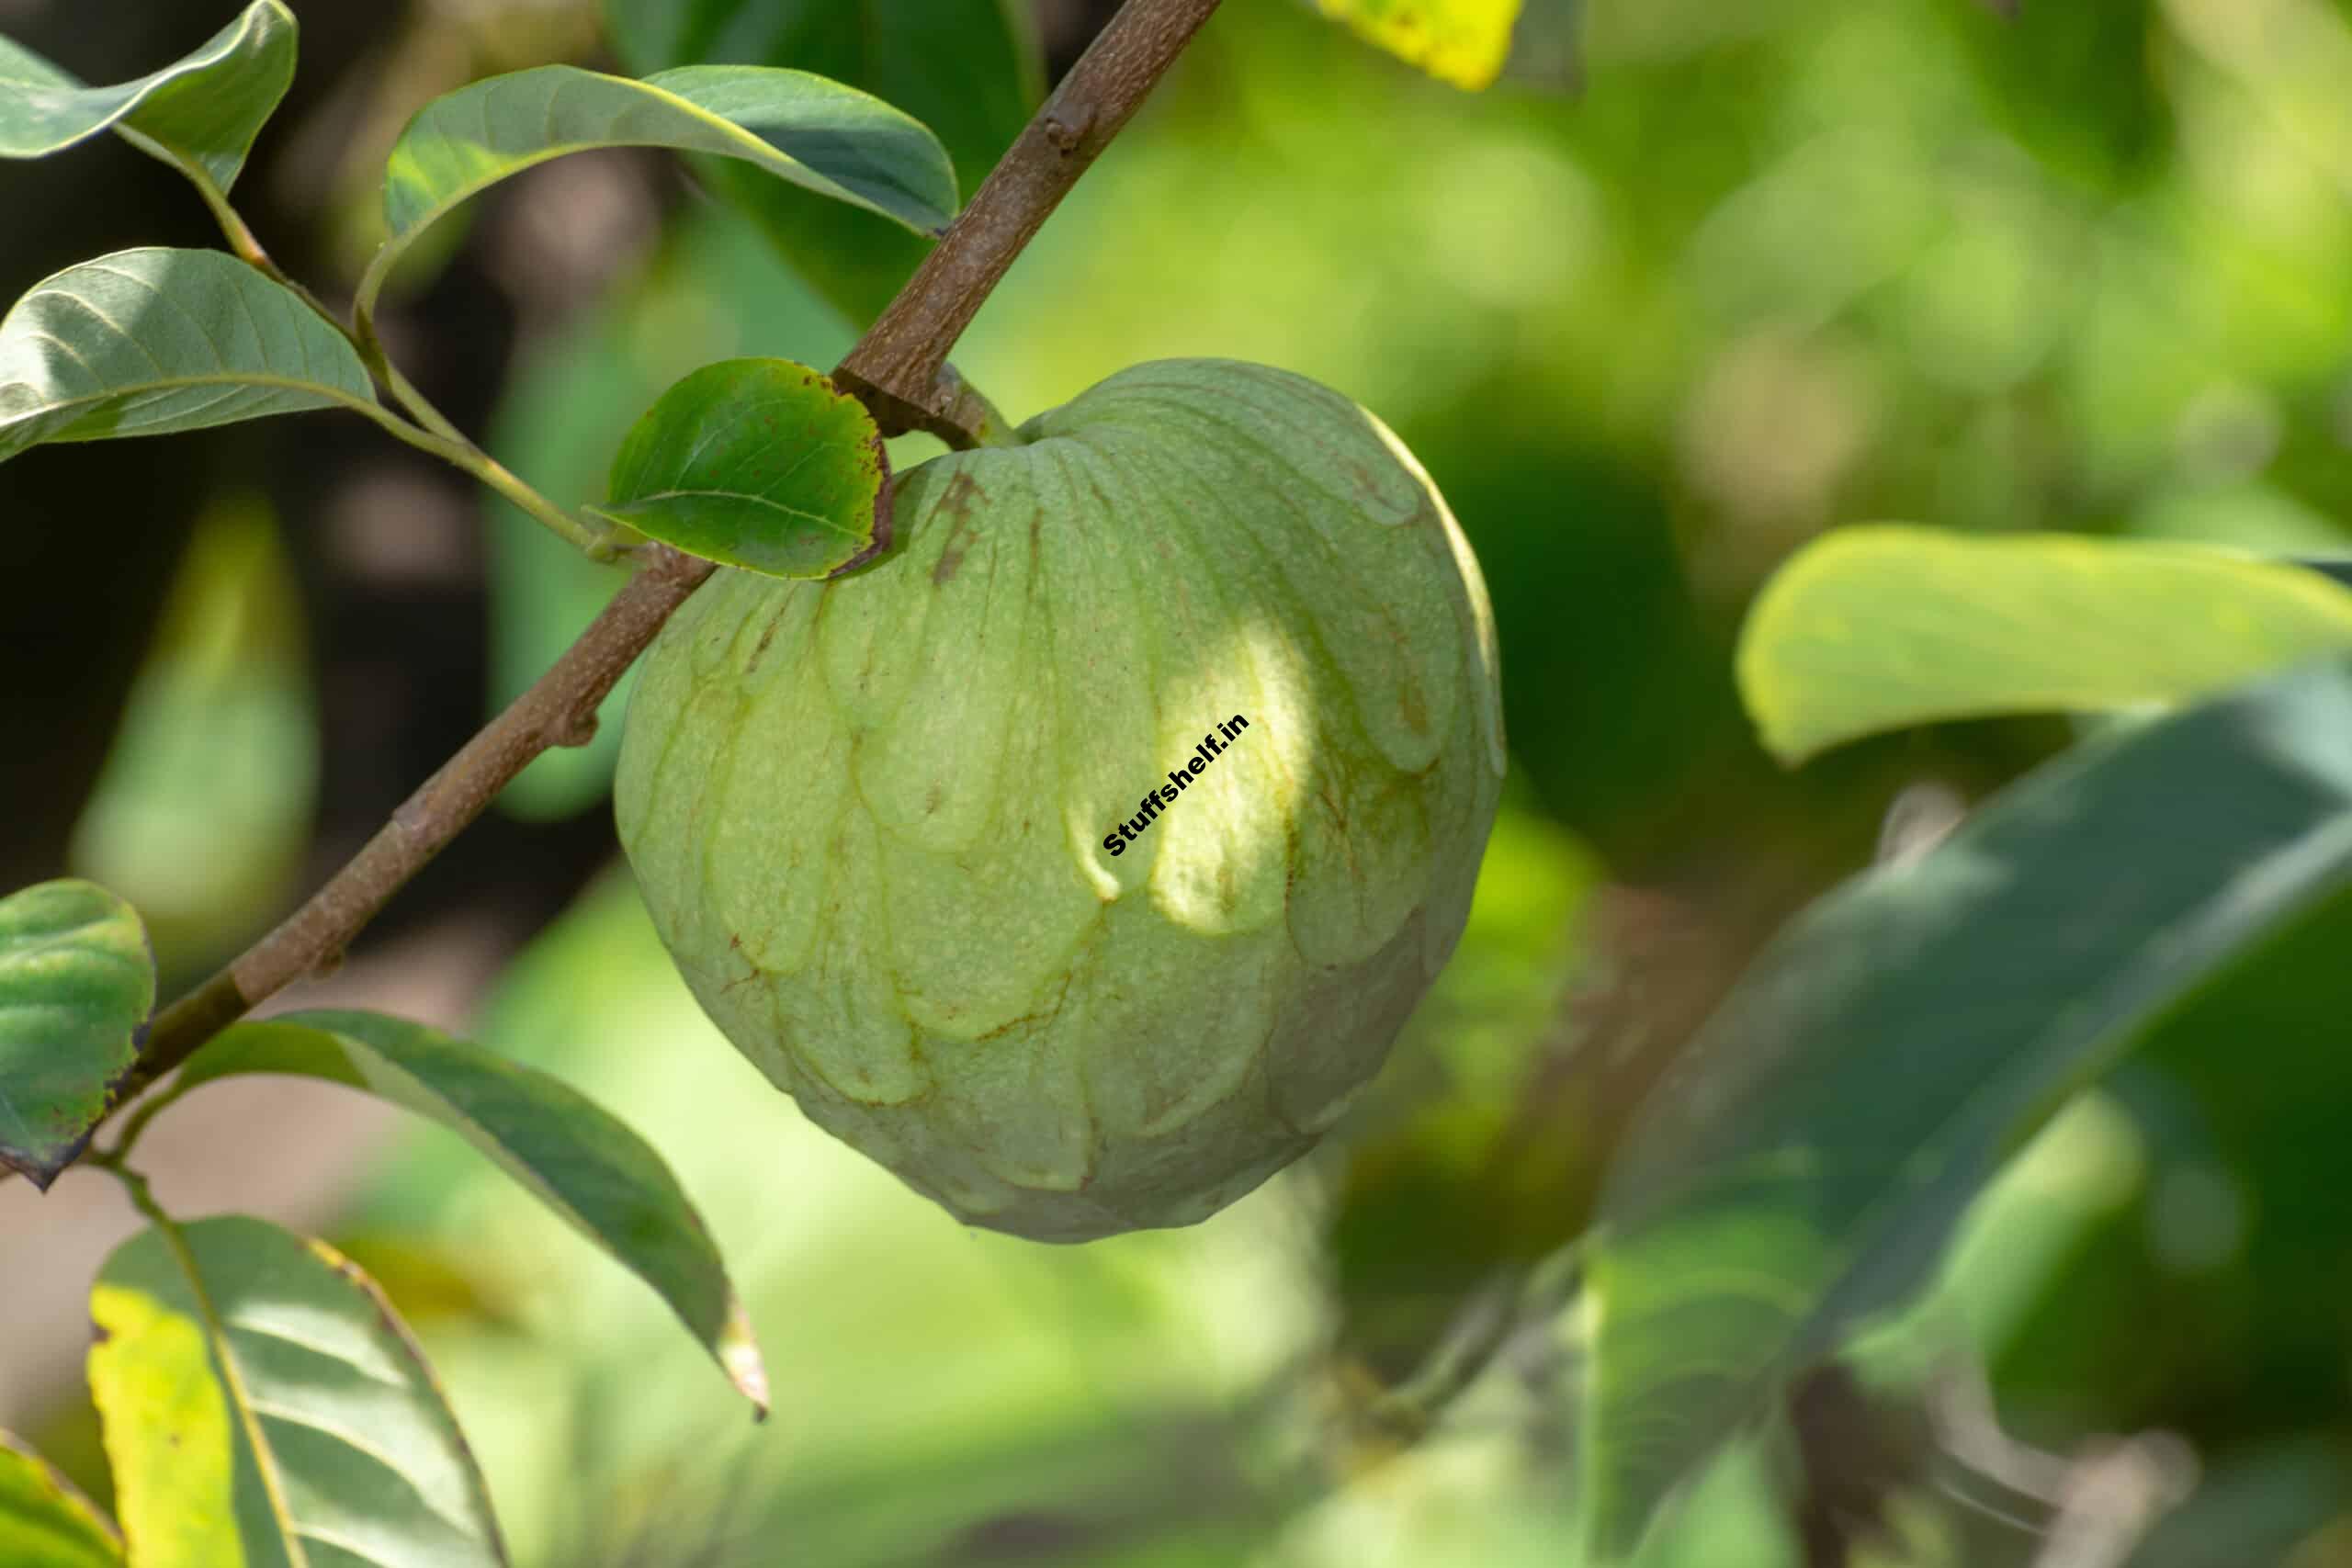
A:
[0, 0, 295, 199]
[90, 1215, 509, 1568]
[0, 249, 379, 464]
[1737, 526, 2352, 763]
[356, 64, 956, 324]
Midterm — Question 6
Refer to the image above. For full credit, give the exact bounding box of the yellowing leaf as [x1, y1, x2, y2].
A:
[0, 1431, 122, 1567]
[85, 1282, 241, 1566]
[1316, 0, 1524, 90]
[88, 1216, 510, 1567]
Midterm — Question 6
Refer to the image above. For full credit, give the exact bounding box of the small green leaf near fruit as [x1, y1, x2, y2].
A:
[594, 357, 891, 581]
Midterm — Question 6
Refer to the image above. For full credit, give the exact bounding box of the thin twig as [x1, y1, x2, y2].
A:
[22, 0, 1224, 1176]
[339, 394, 619, 554]
[115, 544, 715, 1106]
[833, 0, 1225, 443]
[175, 162, 623, 559]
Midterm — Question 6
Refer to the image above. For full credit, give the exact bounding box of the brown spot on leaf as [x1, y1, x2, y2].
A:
[824, 432, 897, 580]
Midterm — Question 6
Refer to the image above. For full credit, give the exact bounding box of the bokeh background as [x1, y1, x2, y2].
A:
[5, 0, 2352, 1561]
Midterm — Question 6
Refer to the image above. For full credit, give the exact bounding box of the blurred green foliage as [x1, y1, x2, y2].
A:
[413, 0, 2352, 1556]
[22, 0, 2352, 1558]
[67, 497, 317, 979]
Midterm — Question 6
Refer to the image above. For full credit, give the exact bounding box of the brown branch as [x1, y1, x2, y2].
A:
[119, 544, 717, 1103]
[28, 0, 1223, 1173]
[833, 0, 1225, 444]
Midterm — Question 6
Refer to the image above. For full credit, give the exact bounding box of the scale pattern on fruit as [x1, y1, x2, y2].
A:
[617, 358, 1505, 1240]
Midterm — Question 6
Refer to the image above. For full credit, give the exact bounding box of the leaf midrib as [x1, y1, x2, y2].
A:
[612, 485, 861, 536]
[0, 371, 375, 427]
[147, 1218, 311, 1568]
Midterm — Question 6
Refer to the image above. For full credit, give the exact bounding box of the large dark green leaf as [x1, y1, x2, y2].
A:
[0, 1432, 121, 1568]
[0, 0, 294, 199]
[0, 248, 379, 464]
[167, 1009, 768, 1411]
[594, 356, 888, 579]
[1579, 657, 2352, 1559]
[604, 0, 1041, 323]
[1736, 526, 2352, 763]
[356, 63, 956, 325]
[0, 880, 152, 1188]
[88, 1214, 507, 1567]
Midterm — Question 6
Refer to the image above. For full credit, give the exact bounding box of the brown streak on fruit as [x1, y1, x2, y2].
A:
[933, 473, 987, 583]
[743, 604, 791, 676]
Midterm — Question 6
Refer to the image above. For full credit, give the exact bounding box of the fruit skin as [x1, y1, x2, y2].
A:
[616, 359, 1506, 1241]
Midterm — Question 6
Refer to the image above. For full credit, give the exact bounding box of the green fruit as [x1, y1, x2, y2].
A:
[616, 359, 1505, 1241]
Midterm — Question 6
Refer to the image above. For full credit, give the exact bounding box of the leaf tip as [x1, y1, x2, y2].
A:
[1, 1144, 68, 1192]
[720, 1299, 771, 1418]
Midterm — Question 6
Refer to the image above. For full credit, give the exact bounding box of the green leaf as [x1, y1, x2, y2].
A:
[0, 0, 295, 199]
[0, 880, 152, 1189]
[1313, 0, 1525, 89]
[356, 63, 957, 325]
[0, 248, 379, 464]
[1736, 526, 2352, 763]
[169, 1009, 769, 1411]
[592, 357, 888, 579]
[603, 0, 1041, 324]
[0, 1432, 121, 1568]
[88, 1213, 507, 1567]
[1579, 656, 2352, 1560]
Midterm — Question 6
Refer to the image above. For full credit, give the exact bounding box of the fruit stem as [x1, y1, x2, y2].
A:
[834, 0, 1225, 444]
